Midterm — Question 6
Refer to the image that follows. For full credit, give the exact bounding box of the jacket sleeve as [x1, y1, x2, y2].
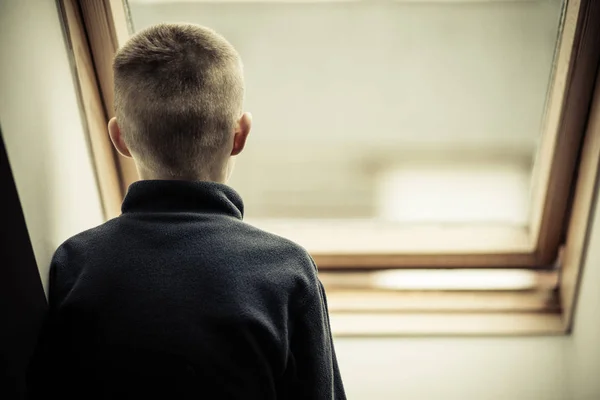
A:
[283, 264, 346, 400]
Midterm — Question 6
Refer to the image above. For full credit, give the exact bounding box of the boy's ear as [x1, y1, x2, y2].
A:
[231, 112, 252, 156]
[108, 117, 132, 158]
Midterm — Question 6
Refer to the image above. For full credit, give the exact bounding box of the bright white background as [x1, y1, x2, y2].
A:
[130, 0, 561, 223]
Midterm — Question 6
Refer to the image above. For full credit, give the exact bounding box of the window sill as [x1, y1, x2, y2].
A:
[323, 270, 564, 337]
[329, 311, 564, 337]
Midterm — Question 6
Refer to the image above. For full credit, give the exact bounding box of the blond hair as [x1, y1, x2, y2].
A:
[113, 23, 244, 178]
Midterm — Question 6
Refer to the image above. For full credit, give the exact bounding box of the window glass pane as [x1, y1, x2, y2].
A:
[126, 0, 565, 228]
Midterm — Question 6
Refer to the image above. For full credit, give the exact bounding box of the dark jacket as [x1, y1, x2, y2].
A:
[27, 180, 345, 400]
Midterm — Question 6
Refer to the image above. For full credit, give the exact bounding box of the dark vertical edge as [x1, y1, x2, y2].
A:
[0, 126, 48, 398]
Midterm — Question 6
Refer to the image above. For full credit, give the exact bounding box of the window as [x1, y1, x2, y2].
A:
[59, 0, 600, 335]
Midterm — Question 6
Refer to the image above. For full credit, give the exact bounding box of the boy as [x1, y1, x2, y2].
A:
[28, 23, 345, 399]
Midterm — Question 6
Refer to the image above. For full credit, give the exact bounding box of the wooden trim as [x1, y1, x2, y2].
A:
[78, 0, 123, 119]
[78, 0, 138, 195]
[251, 220, 537, 268]
[59, 0, 122, 219]
[323, 270, 560, 314]
[250, 221, 533, 254]
[531, 0, 600, 265]
[320, 269, 558, 290]
[326, 289, 559, 314]
[313, 253, 538, 269]
[329, 312, 563, 337]
[560, 63, 600, 332]
[321, 269, 563, 335]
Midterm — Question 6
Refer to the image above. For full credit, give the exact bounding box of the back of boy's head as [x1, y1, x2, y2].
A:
[113, 23, 245, 179]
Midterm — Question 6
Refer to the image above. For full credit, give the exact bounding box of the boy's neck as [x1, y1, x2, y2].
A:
[136, 164, 229, 184]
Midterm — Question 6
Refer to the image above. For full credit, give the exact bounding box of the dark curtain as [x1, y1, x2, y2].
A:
[0, 126, 48, 399]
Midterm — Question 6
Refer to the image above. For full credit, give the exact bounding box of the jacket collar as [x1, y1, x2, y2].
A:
[121, 180, 244, 219]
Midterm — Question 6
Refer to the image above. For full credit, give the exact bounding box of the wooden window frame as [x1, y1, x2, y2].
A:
[58, 0, 600, 335]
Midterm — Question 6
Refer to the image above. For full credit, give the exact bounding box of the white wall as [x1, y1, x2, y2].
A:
[0, 0, 104, 294]
[335, 337, 567, 400]
[2, 1, 600, 399]
[566, 193, 600, 399]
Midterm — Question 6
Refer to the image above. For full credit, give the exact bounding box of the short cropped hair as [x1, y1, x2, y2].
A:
[113, 23, 244, 177]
